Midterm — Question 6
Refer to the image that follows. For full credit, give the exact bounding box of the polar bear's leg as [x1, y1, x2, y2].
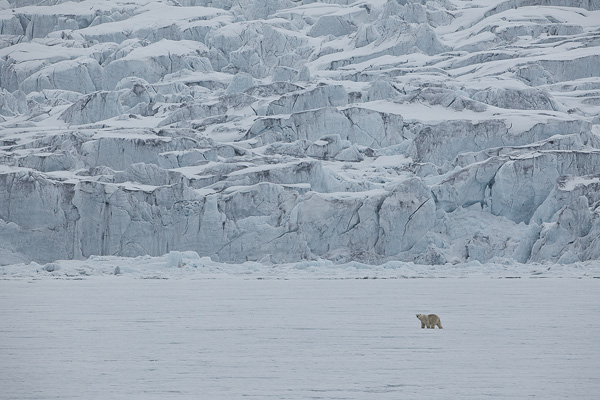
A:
[421, 321, 426, 328]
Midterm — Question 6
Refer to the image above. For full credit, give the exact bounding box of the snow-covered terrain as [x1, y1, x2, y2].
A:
[2, 3, 599, 397]
[2, 275, 599, 399]
[1, 0, 600, 267]
[2, 249, 600, 279]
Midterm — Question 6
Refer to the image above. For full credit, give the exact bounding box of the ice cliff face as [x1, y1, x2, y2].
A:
[1, 0, 599, 266]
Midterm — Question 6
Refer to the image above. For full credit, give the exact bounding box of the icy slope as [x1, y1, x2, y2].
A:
[1, 0, 599, 266]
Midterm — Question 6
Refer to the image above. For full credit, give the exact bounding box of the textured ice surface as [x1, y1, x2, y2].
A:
[1, 0, 600, 266]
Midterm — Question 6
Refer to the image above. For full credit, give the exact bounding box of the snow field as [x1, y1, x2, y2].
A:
[1, 277, 598, 399]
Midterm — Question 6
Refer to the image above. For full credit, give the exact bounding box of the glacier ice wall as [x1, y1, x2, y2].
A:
[1, 0, 600, 266]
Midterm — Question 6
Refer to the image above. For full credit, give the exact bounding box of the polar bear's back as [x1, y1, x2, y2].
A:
[427, 314, 442, 328]
[416, 313, 443, 328]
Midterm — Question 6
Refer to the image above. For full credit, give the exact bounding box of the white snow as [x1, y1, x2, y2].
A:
[561, 176, 600, 191]
[2, 252, 600, 280]
[1, 271, 599, 399]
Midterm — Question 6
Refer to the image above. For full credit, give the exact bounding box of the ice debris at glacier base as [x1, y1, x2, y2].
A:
[1, 0, 600, 267]
[2, 251, 600, 280]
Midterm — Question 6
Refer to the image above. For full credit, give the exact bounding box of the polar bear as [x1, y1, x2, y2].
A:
[416, 313, 443, 329]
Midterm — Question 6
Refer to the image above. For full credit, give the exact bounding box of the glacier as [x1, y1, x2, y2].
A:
[1, 0, 600, 266]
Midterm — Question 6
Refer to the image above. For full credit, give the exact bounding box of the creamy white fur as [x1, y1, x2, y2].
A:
[416, 313, 443, 329]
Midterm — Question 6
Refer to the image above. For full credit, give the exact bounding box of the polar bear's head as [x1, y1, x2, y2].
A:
[416, 314, 427, 322]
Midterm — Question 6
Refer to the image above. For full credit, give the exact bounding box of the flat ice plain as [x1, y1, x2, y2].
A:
[2, 274, 599, 399]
